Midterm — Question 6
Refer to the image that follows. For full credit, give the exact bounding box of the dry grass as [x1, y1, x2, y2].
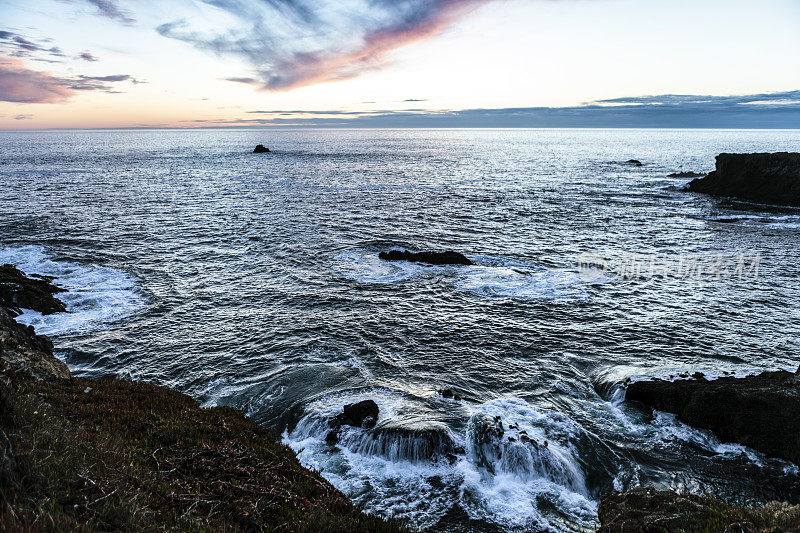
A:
[0, 375, 404, 532]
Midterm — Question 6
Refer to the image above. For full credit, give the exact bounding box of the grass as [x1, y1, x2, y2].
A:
[0, 374, 404, 532]
[599, 486, 800, 533]
[685, 498, 800, 532]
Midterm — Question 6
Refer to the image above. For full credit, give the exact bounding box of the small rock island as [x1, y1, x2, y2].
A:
[378, 250, 473, 266]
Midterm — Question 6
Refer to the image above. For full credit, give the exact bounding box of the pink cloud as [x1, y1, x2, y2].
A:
[0, 57, 74, 103]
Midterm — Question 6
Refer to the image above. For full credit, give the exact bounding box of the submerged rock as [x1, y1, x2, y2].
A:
[438, 388, 462, 400]
[667, 171, 705, 178]
[626, 159, 643, 167]
[466, 412, 585, 491]
[378, 250, 473, 266]
[330, 399, 379, 429]
[0, 264, 66, 315]
[687, 152, 800, 206]
[252, 144, 271, 153]
[626, 368, 800, 464]
[345, 421, 459, 462]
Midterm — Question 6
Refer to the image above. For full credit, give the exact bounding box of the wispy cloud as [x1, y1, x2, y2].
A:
[0, 30, 66, 60]
[158, 0, 492, 91]
[0, 57, 139, 103]
[70, 0, 135, 24]
[79, 51, 98, 61]
[14, 114, 33, 120]
[222, 77, 259, 84]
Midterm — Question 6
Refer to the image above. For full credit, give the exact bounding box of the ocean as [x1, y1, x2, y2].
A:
[1, 128, 799, 531]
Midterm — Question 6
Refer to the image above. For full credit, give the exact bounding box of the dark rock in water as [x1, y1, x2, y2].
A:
[433, 503, 506, 533]
[354, 421, 458, 462]
[467, 413, 505, 473]
[252, 144, 270, 153]
[626, 369, 800, 464]
[378, 250, 473, 266]
[438, 388, 462, 400]
[668, 171, 705, 178]
[0, 264, 66, 315]
[626, 159, 643, 167]
[325, 430, 339, 445]
[330, 399, 379, 429]
[712, 217, 739, 223]
[687, 152, 800, 206]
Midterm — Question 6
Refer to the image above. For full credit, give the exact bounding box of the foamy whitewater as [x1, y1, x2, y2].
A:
[1, 128, 799, 531]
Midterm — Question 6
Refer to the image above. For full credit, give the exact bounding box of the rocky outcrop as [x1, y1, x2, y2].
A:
[0, 307, 69, 381]
[0, 264, 66, 315]
[378, 250, 473, 266]
[0, 265, 69, 381]
[626, 368, 800, 464]
[336, 420, 460, 463]
[252, 144, 270, 153]
[598, 487, 800, 532]
[330, 399, 379, 429]
[667, 171, 705, 178]
[687, 152, 800, 206]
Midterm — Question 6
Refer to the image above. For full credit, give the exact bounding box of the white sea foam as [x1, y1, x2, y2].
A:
[283, 389, 458, 527]
[0, 245, 144, 336]
[284, 392, 599, 531]
[334, 250, 607, 302]
[455, 266, 594, 302]
[457, 397, 598, 531]
[332, 250, 452, 284]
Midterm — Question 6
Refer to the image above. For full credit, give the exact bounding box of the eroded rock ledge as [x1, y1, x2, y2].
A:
[626, 369, 800, 465]
[0, 263, 67, 315]
[687, 152, 800, 206]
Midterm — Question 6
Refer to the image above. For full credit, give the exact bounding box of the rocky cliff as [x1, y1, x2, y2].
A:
[687, 152, 800, 206]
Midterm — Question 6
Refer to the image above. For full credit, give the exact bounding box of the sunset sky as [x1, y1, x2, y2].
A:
[1, 0, 799, 130]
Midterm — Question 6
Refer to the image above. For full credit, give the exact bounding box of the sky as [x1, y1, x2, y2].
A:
[0, 0, 799, 129]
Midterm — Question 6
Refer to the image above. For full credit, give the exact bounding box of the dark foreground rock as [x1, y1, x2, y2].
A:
[668, 171, 705, 178]
[0, 263, 66, 315]
[378, 250, 473, 266]
[252, 144, 270, 153]
[599, 487, 800, 532]
[687, 152, 800, 206]
[0, 307, 69, 381]
[626, 368, 800, 464]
